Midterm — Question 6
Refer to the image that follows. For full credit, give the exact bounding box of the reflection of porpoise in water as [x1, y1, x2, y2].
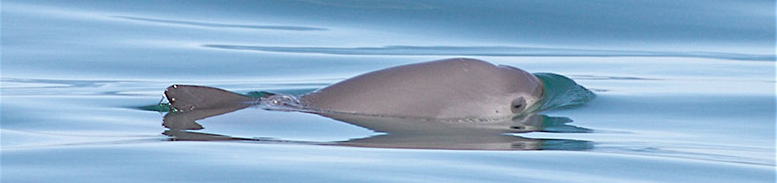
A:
[157, 58, 596, 150]
[161, 105, 593, 150]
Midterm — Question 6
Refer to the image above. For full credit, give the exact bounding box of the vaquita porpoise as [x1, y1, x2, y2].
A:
[159, 58, 594, 149]
[163, 58, 595, 121]
[299, 58, 544, 119]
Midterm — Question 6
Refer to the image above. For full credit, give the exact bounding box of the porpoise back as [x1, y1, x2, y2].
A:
[299, 58, 544, 119]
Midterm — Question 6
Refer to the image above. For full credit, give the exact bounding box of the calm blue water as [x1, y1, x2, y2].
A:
[2, 0, 776, 182]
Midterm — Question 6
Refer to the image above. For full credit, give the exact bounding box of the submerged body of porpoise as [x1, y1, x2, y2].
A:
[299, 58, 544, 119]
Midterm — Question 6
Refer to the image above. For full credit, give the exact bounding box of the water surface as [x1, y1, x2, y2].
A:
[2, 0, 775, 183]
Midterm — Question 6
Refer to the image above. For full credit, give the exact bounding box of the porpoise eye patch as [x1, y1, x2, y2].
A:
[511, 97, 527, 113]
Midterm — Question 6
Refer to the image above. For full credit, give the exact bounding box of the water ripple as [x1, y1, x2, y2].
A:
[111, 15, 327, 31]
[202, 44, 776, 61]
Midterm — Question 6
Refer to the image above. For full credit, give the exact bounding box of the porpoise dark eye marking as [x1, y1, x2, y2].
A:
[511, 97, 527, 113]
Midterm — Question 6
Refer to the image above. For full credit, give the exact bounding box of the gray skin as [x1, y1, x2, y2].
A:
[299, 58, 544, 119]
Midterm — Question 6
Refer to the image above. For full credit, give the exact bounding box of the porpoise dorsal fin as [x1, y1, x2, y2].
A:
[164, 84, 255, 112]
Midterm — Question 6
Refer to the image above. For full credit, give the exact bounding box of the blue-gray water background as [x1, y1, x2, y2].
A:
[2, 0, 776, 182]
